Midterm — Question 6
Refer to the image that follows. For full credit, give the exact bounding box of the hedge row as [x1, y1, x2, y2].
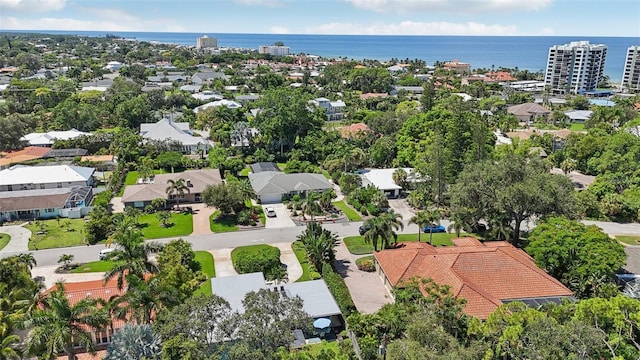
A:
[322, 263, 357, 317]
[233, 245, 284, 281]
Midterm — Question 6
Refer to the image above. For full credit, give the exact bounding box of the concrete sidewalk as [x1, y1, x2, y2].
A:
[0, 224, 31, 255]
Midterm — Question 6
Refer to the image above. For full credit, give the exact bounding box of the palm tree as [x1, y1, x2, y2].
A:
[103, 227, 163, 290]
[319, 189, 336, 211]
[124, 206, 142, 225]
[392, 168, 408, 192]
[165, 178, 190, 209]
[297, 222, 338, 271]
[419, 209, 442, 245]
[109, 275, 177, 325]
[57, 254, 74, 270]
[409, 210, 431, 242]
[447, 213, 467, 238]
[363, 210, 404, 251]
[301, 191, 321, 222]
[24, 282, 109, 360]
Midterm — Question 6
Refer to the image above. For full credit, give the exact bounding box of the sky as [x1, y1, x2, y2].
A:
[0, 0, 638, 37]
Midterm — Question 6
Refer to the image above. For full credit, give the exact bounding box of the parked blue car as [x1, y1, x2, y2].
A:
[423, 224, 446, 233]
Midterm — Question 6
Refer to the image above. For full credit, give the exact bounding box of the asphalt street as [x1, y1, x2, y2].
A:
[4, 218, 640, 268]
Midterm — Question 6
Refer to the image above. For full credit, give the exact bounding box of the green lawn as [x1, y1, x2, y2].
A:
[71, 260, 114, 273]
[321, 169, 331, 179]
[123, 169, 168, 186]
[292, 241, 313, 282]
[139, 212, 193, 239]
[616, 235, 640, 246]
[0, 234, 10, 251]
[194, 251, 215, 295]
[277, 163, 286, 171]
[239, 167, 251, 176]
[298, 341, 339, 356]
[210, 210, 239, 232]
[332, 200, 363, 221]
[26, 219, 87, 250]
[570, 123, 585, 131]
[344, 232, 458, 255]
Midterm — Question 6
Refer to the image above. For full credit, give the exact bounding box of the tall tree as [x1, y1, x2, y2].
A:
[25, 282, 108, 360]
[450, 153, 577, 244]
[296, 222, 338, 271]
[526, 217, 626, 298]
[363, 210, 404, 251]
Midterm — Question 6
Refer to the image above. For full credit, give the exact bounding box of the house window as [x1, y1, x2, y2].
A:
[40, 184, 45, 189]
[7, 185, 12, 191]
[45, 208, 55, 213]
[57, 183, 62, 188]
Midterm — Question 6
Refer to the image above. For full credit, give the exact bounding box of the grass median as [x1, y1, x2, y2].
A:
[332, 200, 363, 221]
[0, 234, 10, 251]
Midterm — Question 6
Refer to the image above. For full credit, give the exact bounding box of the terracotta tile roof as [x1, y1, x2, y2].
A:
[553, 128, 572, 139]
[80, 155, 115, 162]
[338, 122, 371, 138]
[487, 71, 517, 82]
[374, 240, 573, 319]
[0, 146, 50, 167]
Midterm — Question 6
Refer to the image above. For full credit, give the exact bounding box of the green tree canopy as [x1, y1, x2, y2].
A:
[525, 217, 626, 298]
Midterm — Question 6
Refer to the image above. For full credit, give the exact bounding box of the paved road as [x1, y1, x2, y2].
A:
[6, 222, 362, 267]
[5, 217, 640, 269]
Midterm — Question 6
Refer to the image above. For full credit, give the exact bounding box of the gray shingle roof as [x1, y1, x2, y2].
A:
[248, 172, 332, 196]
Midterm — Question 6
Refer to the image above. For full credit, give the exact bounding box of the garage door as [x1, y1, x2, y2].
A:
[259, 193, 283, 204]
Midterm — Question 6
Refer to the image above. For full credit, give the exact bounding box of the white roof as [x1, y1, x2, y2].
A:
[564, 110, 593, 120]
[330, 100, 346, 107]
[191, 93, 223, 101]
[21, 129, 89, 146]
[210, 272, 341, 317]
[0, 165, 95, 186]
[140, 119, 208, 146]
[360, 168, 414, 191]
[194, 99, 242, 113]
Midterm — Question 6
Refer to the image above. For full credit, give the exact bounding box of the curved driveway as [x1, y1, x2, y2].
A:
[0, 224, 31, 253]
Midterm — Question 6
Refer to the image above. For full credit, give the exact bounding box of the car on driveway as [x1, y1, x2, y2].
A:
[358, 224, 371, 236]
[265, 207, 277, 217]
[423, 224, 446, 233]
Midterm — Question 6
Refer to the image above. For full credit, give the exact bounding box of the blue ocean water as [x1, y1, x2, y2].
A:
[7, 30, 639, 82]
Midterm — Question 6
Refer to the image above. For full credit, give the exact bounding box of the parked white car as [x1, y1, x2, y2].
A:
[99, 248, 115, 260]
[265, 207, 277, 217]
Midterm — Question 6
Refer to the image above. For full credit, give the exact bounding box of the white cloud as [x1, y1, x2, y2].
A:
[270, 26, 290, 34]
[305, 21, 518, 36]
[344, 0, 553, 14]
[235, 0, 287, 7]
[1, 16, 186, 32]
[538, 27, 555, 36]
[0, 0, 66, 13]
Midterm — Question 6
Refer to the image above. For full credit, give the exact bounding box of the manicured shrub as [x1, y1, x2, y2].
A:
[233, 245, 285, 281]
[355, 256, 376, 272]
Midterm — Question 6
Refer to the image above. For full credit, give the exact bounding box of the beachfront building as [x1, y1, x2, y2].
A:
[196, 35, 217, 49]
[622, 45, 640, 92]
[258, 45, 290, 57]
[544, 41, 607, 95]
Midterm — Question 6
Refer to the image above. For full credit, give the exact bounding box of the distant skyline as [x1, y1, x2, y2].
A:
[0, 0, 638, 37]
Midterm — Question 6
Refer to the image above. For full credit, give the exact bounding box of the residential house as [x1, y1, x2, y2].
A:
[550, 168, 596, 190]
[103, 61, 124, 72]
[0, 164, 95, 192]
[309, 97, 346, 121]
[43, 278, 128, 350]
[235, 93, 261, 104]
[0, 186, 93, 221]
[551, 128, 573, 151]
[359, 93, 388, 101]
[359, 168, 419, 198]
[443, 60, 471, 74]
[386, 65, 407, 74]
[507, 103, 551, 124]
[191, 71, 227, 84]
[191, 91, 224, 102]
[193, 99, 243, 113]
[338, 122, 370, 139]
[21, 129, 90, 147]
[211, 272, 344, 331]
[248, 172, 332, 204]
[81, 78, 114, 92]
[391, 85, 424, 95]
[373, 239, 574, 319]
[140, 118, 210, 154]
[121, 169, 223, 209]
[564, 110, 593, 123]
